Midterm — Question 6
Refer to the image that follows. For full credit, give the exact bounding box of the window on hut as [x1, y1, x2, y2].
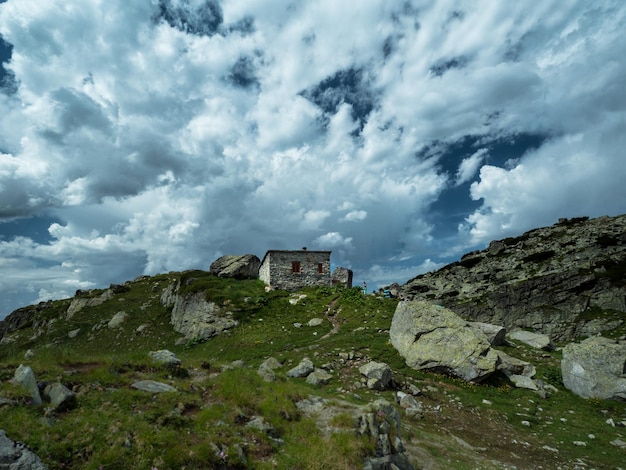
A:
[291, 261, 301, 273]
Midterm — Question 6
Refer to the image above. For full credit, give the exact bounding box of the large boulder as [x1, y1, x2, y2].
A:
[507, 330, 554, 351]
[10, 365, 42, 406]
[170, 292, 238, 341]
[209, 254, 260, 279]
[389, 301, 498, 383]
[0, 430, 47, 470]
[561, 336, 626, 400]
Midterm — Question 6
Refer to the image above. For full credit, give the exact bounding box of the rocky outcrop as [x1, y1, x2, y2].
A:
[399, 215, 626, 341]
[209, 254, 260, 279]
[67, 289, 115, 319]
[0, 430, 47, 470]
[170, 292, 238, 341]
[161, 281, 238, 342]
[561, 336, 626, 400]
[390, 301, 499, 383]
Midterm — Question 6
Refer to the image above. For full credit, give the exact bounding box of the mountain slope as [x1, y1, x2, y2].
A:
[399, 215, 626, 341]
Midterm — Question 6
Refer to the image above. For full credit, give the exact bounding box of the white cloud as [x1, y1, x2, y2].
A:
[455, 148, 487, 186]
[0, 0, 625, 316]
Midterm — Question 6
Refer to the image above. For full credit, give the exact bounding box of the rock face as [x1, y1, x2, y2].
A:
[209, 254, 260, 279]
[390, 301, 498, 383]
[398, 215, 626, 341]
[0, 430, 47, 470]
[162, 283, 238, 341]
[561, 337, 626, 400]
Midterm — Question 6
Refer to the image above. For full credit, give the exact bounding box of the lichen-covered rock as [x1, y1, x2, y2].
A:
[170, 292, 238, 341]
[561, 336, 626, 400]
[0, 430, 47, 469]
[507, 330, 554, 350]
[210, 254, 260, 279]
[390, 301, 498, 383]
[10, 365, 42, 406]
[149, 350, 181, 369]
[43, 383, 77, 411]
[286, 358, 314, 378]
[359, 361, 392, 390]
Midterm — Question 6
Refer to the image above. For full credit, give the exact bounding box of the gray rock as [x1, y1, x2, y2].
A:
[24, 349, 35, 359]
[507, 374, 539, 391]
[389, 301, 498, 383]
[148, 350, 181, 368]
[306, 369, 332, 386]
[107, 311, 128, 329]
[470, 322, 506, 346]
[245, 416, 276, 437]
[43, 383, 77, 411]
[66, 289, 114, 320]
[11, 365, 42, 406]
[0, 430, 47, 469]
[507, 330, 554, 350]
[209, 254, 261, 279]
[357, 399, 414, 470]
[307, 318, 323, 327]
[286, 358, 315, 378]
[358, 361, 392, 390]
[561, 336, 626, 400]
[169, 292, 238, 341]
[495, 349, 536, 377]
[257, 358, 281, 382]
[257, 363, 276, 382]
[67, 328, 80, 338]
[131, 380, 177, 393]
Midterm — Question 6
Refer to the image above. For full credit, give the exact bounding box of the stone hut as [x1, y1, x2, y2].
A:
[259, 249, 331, 290]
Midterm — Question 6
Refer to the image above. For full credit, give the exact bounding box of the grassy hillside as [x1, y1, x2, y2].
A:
[0, 271, 625, 469]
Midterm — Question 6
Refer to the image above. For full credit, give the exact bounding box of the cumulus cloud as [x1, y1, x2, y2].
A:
[455, 148, 487, 186]
[0, 0, 625, 316]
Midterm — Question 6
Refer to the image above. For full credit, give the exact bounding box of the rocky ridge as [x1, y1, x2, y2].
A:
[398, 215, 626, 341]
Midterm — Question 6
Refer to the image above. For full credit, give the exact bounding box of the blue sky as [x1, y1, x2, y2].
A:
[1, 0, 626, 318]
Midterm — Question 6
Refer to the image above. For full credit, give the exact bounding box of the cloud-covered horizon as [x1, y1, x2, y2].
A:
[1, 0, 625, 317]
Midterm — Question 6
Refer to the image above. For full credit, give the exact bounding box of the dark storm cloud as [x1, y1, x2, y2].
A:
[300, 68, 377, 132]
[155, 0, 223, 36]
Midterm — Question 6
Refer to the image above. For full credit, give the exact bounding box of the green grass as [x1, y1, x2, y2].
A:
[1, 271, 625, 469]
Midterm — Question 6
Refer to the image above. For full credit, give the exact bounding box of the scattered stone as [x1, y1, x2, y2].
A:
[148, 350, 181, 369]
[286, 358, 315, 378]
[293, 322, 302, 328]
[67, 328, 80, 338]
[482, 399, 493, 405]
[257, 358, 281, 382]
[396, 392, 423, 418]
[390, 301, 498, 383]
[306, 369, 332, 386]
[131, 380, 177, 393]
[245, 416, 277, 437]
[507, 374, 539, 391]
[542, 445, 559, 453]
[573, 441, 587, 447]
[289, 294, 307, 305]
[107, 311, 128, 329]
[43, 383, 77, 411]
[135, 324, 149, 333]
[358, 361, 392, 390]
[0, 430, 47, 470]
[521, 420, 531, 427]
[24, 349, 35, 359]
[507, 330, 554, 351]
[611, 438, 626, 448]
[10, 365, 42, 406]
[307, 318, 323, 327]
[561, 336, 626, 400]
